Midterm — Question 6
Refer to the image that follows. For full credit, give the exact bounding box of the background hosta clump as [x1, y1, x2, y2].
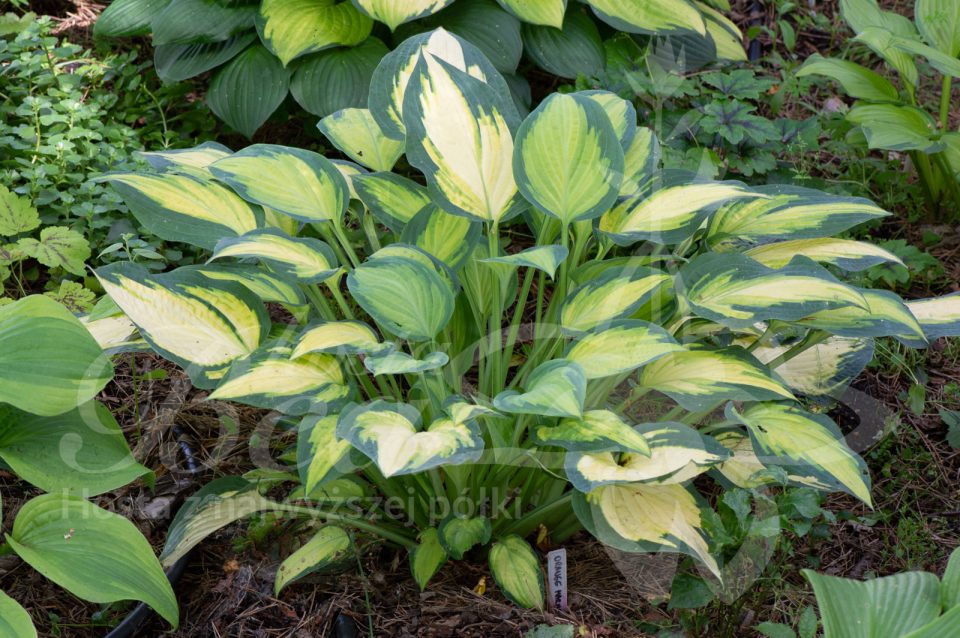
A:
[92, 28, 960, 610]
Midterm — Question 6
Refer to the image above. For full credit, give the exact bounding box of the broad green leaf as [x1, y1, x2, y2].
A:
[0, 296, 112, 416]
[8, 494, 178, 627]
[297, 414, 353, 493]
[151, 0, 256, 46]
[353, 172, 431, 233]
[906, 293, 960, 341]
[94, 0, 171, 37]
[533, 409, 651, 454]
[101, 171, 261, 250]
[847, 104, 940, 152]
[96, 263, 267, 387]
[679, 253, 868, 330]
[0, 185, 40, 237]
[401, 204, 482, 270]
[411, 528, 447, 590]
[744, 238, 903, 271]
[347, 251, 455, 341]
[207, 44, 290, 138]
[0, 402, 151, 496]
[0, 590, 35, 638]
[488, 535, 544, 609]
[438, 516, 491, 559]
[796, 54, 900, 102]
[337, 401, 483, 477]
[514, 93, 623, 224]
[363, 350, 448, 376]
[564, 319, 681, 378]
[351, 0, 454, 30]
[943, 547, 960, 610]
[865, 27, 960, 78]
[480, 244, 567, 279]
[291, 37, 389, 118]
[293, 321, 386, 357]
[794, 289, 926, 343]
[521, 10, 603, 78]
[256, 0, 372, 66]
[916, 0, 960, 57]
[17, 226, 90, 276]
[275, 526, 352, 594]
[586, 0, 706, 35]
[639, 347, 795, 411]
[727, 403, 872, 505]
[184, 264, 306, 306]
[620, 127, 661, 195]
[138, 141, 233, 173]
[599, 181, 759, 245]
[573, 483, 720, 578]
[318, 108, 405, 172]
[497, 0, 566, 28]
[210, 144, 349, 223]
[754, 336, 875, 397]
[840, 0, 919, 87]
[211, 230, 339, 284]
[493, 359, 586, 419]
[560, 266, 672, 333]
[153, 33, 258, 83]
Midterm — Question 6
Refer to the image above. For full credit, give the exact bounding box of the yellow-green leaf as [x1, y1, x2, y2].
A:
[586, 0, 706, 35]
[533, 409, 651, 454]
[293, 321, 386, 357]
[351, 0, 454, 30]
[401, 203, 482, 270]
[275, 526, 352, 594]
[744, 237, 904, 271]
[410, 528, 447, 590]
[493, 359, 586, 419]
[211, 229, 339, 284]
[560, 266, 672, 334]
[488, 535, 544, 609]
[318, 108, 405, 171]
[565, 319, 681, 378]
[297, 414, 353, 493]
[496, 0, 566, 28]
[353, 172, 431, 233]
[256, 0, 373, 65]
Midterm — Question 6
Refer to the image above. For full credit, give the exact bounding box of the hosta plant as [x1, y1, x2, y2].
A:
[93, 0, 744, 136]
[798, 0, 960, 218]
[94, 29, 960, 609]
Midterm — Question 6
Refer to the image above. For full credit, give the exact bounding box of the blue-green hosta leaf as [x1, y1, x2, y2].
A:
[0, 402, 151, 496]
[514, 93, 623, 224]
[207, 44, 290, 138]
[363, 350, 449, 375]
[403, 52, 522, 224]
[353, 172, 431, 234]
[706, 185, 889, 251]
[564, 319, 681, 379]
[8, 494, 178, 627]
[521, 9, 604, 78]
[0, 590, 35, 638]
[493, 359, 586, 419]
[752, 337, 875, 397]
[337, 401, 483, 477]
[560, 266, 672, 334]
[906, 293, 960, 342]
[150, 0, 256, 46]
[411, 528, 447, 590]
[290, 37, 389, 118]
[400, 204, 482, 270]
[639, 347, 795, 411]
[293, 321, 387, 357]
[796, 54, 900, 102]
[138, 141, 233, 174]
[153, 33, 258, 83]
[573, 483, 720, 578]
[347, 251, 455, 341]
[566, 421, 728, 491]
[209, 344, 349, 415]
[679, 253, 868, 330]
[744, 238, 904, 271]
[94, 0, 171, 37]
[256, 0, 372, 66]
[184, 264, 306, 306]
[297, 414, 353, 493]
[620, 127, 661, 195]
[210, 230, 339, 284]
[480, 244, 568, 279]
[847, 104, 941, 152]
[793, 289, 926, 343]
[599, 181, 759, 246]
[100, 172, 261, 250]
[351, 0, 454, 30]
[96, 263, 268, 388]
[496, 0, 566, 27]
[318, 108, 405, 172]
[488, 535, 545, 609]
[532, 409, 651, 454]
[586, 0, 706, 35]
[0, 296, 112, 416]
[210, 144, 349, 223]
[727, 402, 872, 505]
[438, 516, 491, 559]
[275, 526, 352, 594]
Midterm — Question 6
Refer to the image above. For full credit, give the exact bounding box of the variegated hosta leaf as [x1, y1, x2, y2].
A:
[753, 336, 875, 397]
[331, 160, 366, 201]
[620, 127, 660, 196]
[480, 244, 568, 279]
[411, 528, 447, 590]
[443, 395, 501, 423]
[209, 344, 350, 415]
[337, 401, 484, 477]
[514, 92, 624, 224]
[713, 429, 844, 491]
[532, 409, 651, 454]
[96, 263, 268, 387]
[138, 141, 233, 174]
[639, 347, 795, 411]
[210, 144, 349, 223]
[496, 0, 566, 28]
[79, 313, 140, 353]
[297, 414, 353, 494]
[210, 229, 339, 284]
[560, 266, 672, 334]
[318, 108, 405, 172]
[400, 204, 482, 270]
[346, 249, 456, 341]
[293, 321, 387, 357]
[564, 319, 682, 379]
[573, 482, 720, 578]
[793, 289, 926, 343]
[403, 51, 522, 224]
[493, 359, 586, 419]
[706, 185, 889, 251]
[679, 253, 868, 330]
[726, 402, 872, 505]
[599, 180, 759, 246]
[100, 172, 261, 250]
[275, 526, 352, 594]
[351, 0, 454, 30]
[184, 264, 306, 307]
[577, 90, 638, 148]
[256, 0, 373, 66]
[743, 238, 904, 271]
[369, 28, 513, 140]
[587, 0, 706, 35]
[363, 350, 449, 375]
[906, 293, 960, 342]
[488, 535, 545, 609]
[700, 2, 747, 61]
[353, 172, 431, 233]
[566, 421, 728, 492]
[438, 516, 491, 559]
